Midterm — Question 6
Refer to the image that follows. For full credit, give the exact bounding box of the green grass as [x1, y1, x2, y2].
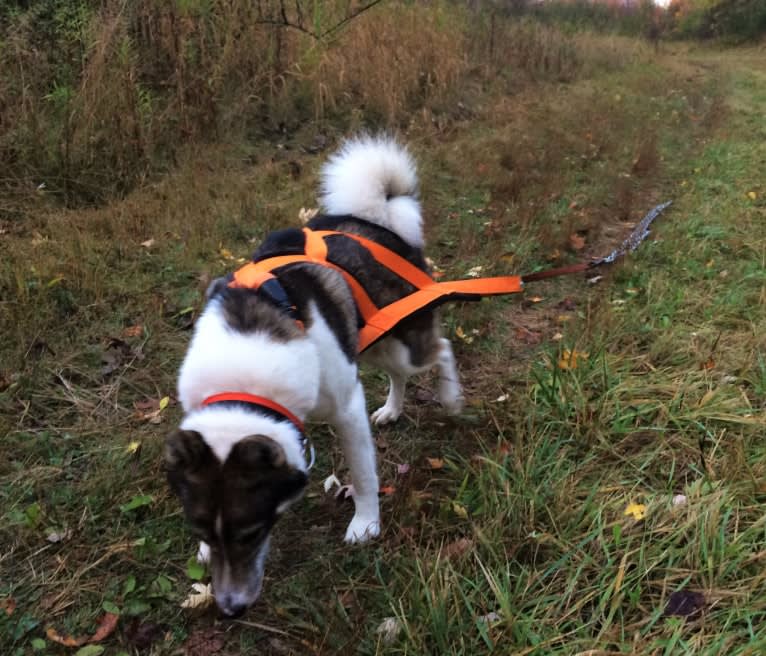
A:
[1, 44, 765, 655]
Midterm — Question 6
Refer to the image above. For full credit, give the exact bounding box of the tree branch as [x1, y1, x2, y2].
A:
[252, 0, 386, 41]
[321, 0, 386, 39]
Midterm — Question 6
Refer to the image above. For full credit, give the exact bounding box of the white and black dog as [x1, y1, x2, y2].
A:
[165, 136, 464, 617]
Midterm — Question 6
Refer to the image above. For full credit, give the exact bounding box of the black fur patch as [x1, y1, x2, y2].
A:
[216, 287, 303, 341]
[165, 430, 307, 547]
[275, 264, 359, 361]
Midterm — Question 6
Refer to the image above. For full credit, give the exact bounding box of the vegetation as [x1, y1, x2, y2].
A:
[1, 1, 764, 654]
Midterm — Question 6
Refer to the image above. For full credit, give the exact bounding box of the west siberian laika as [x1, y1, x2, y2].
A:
[165, 136, 464, 617]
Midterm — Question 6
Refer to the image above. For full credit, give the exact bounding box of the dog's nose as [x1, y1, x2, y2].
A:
[221, 602, 247, 619]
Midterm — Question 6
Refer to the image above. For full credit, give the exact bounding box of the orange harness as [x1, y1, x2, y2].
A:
[226, 201, 671, 353]
[227, 227, 523, 353]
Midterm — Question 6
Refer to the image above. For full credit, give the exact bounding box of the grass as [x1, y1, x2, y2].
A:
[1, 33, 765, 656]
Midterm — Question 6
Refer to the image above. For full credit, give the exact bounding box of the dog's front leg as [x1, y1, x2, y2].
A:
[335, 380, 381, 543]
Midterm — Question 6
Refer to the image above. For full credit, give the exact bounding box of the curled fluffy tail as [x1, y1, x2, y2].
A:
[319, 136, 423, 248]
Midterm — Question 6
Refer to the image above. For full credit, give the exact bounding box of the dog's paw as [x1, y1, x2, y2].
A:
[344, 515, 381, 544]
[371, 404, 401, 425]
[438, 380, 464, 416]
[197, 541, 211, 563]
[440, 390, 465, 416]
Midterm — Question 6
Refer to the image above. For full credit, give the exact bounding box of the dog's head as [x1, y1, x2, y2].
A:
[165, 429, 307, 617]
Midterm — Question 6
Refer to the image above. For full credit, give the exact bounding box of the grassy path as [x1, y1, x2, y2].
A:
[1, 47, 764, 655]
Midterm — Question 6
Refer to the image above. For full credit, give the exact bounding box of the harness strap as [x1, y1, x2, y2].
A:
[312, 231, 523, 351]
[230, 231, 379, 321]
[229, 227, 525, 353]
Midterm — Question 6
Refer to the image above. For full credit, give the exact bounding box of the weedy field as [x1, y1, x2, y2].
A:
[1, 6, 765, 654]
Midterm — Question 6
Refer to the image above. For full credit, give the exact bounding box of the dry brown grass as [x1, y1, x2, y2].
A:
[310, 4, 468, 125]
[0, 1, 655, 208]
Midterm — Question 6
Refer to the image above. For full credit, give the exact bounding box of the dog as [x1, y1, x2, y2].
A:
[165, 136, 464, 617]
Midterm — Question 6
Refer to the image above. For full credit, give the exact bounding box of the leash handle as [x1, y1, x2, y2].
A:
[519, 201, 672, 284]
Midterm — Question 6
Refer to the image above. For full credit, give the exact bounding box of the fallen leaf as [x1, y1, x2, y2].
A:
[133, 396, 172, 424]
[547, 248, 561, 261]
[46, 528, 72, 543]
[125, 441, 141, 455]
[75, 646, 105, 656]
[700, 357, 715, 371]
[529, 296, 544, 304]
[672, 494, 687, 507]
[551, 332, 564, 341]
[31, 231, 51, 246]
[442, 537, 473, 560]
[558, 349, 588, 370]
[624, 502, 647, 521]
[133, 398, 158, 411]
[663, 589, 706, 618]
[747, 191, 757, 201]
[556, 314, 573, 324]
[46, 627, 86, 647]
[120, 495, 154, 513]
[298, 207, 319, 224]
[140, 238, 155, 248]
[569, 233, 586, 251]
[2, 597, 15, 616]
[494, 394, 508, 402]
[379, 486, 396, 496]
[219, 247, 234, 260]
[452, 502, 469, 519]
[477, 611, 501, 624]
[375, 617, 403, 645]
[466, 265, 483, 278]
[500, 252, 515, 264]
[89, 613, 119, 643]
[426, 457, 445, 470]
[121, 325, 143, 338]
[455, 326, 474, 344]
[181, 583, 215, 610]
[587, 275, 603, 285]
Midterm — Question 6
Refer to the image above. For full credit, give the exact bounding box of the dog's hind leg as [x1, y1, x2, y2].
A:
[365, 314, 463, 423]
[371, 371, 407, 425]
[365, 338, 413, 425]
[436, 338, 464, 415]
[333, 379, 381, 543]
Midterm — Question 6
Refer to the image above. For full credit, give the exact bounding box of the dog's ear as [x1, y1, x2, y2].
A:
[165, 429, 217, 477]
[227, 435, 287, 471]
[205, 276, 228, 300]
[227, 435, 308, 505]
